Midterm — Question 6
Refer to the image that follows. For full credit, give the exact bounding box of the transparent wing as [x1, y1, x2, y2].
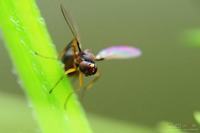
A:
[95, 45, 141, 60]
[60, 4, 82, 50]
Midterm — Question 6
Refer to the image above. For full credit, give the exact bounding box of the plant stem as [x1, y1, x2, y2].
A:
[0, 0, 92, 133]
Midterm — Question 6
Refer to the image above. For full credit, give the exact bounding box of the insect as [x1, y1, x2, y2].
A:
[36, 4, 141, 107]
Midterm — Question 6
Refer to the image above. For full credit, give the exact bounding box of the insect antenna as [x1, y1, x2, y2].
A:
[60, 4, 76, 39]
[60, 4, 82, 51]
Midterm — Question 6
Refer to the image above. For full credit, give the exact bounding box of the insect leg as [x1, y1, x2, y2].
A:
[64, 91, 74, 110]
[85, 72, 100, 91]
[49, 67, 76, 94]
[79, 72, 101, 100]
[33, 51, 58, 60]
[64, 72, 100, 109]
[64, 72, 86, 109]
[34, 38, 79, 61]
[79, 72, 84, 88]
[64, 72, 84, 110]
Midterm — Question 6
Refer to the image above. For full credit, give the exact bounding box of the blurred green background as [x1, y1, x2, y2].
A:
[1, 0, 200, 132]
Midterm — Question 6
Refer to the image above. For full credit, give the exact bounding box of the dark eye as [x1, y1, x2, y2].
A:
[79, 61, 97, 76]
[89, 64, 97, 74]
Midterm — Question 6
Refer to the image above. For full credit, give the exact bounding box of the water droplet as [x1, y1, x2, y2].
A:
[38, 17, 45, 25]
[10, 16, 23, 31]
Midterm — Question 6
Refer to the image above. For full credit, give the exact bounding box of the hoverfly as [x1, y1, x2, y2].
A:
[37, 4, 141, 107]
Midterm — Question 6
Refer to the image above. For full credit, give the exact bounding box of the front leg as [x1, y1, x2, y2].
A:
[78, 72, 100, 100]
[49, 67, 77, 94]
[84, 71, 101, 91]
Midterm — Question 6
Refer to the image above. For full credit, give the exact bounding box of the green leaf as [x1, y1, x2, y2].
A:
[0, 0, 92, 133]
[157, 122, 184, 133]
[184, 29, 200, 47]
[194, 112, 200, 124]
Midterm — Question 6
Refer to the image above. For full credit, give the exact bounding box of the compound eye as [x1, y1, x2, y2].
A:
[89, 63, 97, 74]
[89, 63, 94, 68]
[79, 61, 97, 76]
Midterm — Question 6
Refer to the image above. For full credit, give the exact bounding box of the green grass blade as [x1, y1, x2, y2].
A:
[0, 0, 92, 133]
[184, 29, 200, 47]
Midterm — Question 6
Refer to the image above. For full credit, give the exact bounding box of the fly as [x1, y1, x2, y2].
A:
[35, 4, 141, 109]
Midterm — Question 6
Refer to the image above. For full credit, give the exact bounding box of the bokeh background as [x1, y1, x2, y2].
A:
[1, 0, 200, 132]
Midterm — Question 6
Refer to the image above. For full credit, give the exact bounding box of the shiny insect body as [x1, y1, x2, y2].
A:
[61, 39, 97, 77]
[48, 4, 142, 97]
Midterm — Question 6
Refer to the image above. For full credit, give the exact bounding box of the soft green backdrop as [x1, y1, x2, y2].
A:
[0, 0, 200, 132]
